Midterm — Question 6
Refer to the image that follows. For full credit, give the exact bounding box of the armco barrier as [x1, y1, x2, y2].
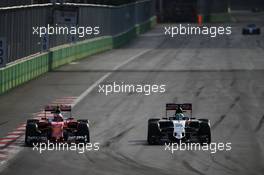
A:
[0, 16, 157, 95]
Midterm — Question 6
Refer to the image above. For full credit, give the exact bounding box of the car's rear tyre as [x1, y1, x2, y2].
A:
[198, 122, 211, 144]
[242, 29, 248, 35]
[256, 29, 261, 35]
[27, 119, 39, 124]
[76, 122, 90, 143]
[25, 122, 41, 146]
[148, 118, 160, 124]
[147, 119, 160, 145]
[77, 119, 89, 124]
[198, 119, 209, 123]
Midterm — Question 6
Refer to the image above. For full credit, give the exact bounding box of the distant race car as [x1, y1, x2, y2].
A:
[251, 8, 261, 13]
[147, 103, 211, 145]
[25, 105, 90, 146]
[242, 24, 261, 35]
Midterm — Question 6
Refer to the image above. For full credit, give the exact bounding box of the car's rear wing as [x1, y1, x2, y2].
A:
[44, 105, 72, 112]
[165, 103, 192, 118]
[166, 103, 192, 111]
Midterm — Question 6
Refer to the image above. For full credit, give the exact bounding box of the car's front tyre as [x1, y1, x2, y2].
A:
[147, 119, 160, 145]
[198, 122, 211, 144]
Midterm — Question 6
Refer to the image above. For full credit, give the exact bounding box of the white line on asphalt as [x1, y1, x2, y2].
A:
[72, 49, 151, 107]
[9, 131, 24, 135]
[16, 127, 25, 131]
[5, 135, 20, 138]
[0, 139, 13, 142]
[0, 154, 7, 158]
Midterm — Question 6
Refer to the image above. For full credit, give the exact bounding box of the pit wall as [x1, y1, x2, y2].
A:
[0, 16, 156, 94]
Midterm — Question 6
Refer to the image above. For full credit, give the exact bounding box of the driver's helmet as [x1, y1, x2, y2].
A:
[175, 107, 184, 120]
[53, 113, 63, 122]
[175, 113, 184, 120]
[175, 107, 183, 114]
[55, 106, 61, 114]
[53, 106, 63, 122]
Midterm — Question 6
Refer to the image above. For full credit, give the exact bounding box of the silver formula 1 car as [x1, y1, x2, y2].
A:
[147, 103, 211, 145]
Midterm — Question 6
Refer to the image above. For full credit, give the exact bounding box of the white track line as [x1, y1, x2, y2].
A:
[9, 131, 24, 135]
[0, 154, 7, 158]
[16, 127, 25, 131]
[0, 139, 13, 142]
[73, 49, 151, 106]
[5, 135, 20, 139]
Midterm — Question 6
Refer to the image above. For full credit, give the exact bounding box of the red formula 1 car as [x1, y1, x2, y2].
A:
[25, 105, 90, 146]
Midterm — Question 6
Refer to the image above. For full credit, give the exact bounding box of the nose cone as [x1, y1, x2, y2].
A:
[174, 129, 184, 139]
[173, 122, 185, 139]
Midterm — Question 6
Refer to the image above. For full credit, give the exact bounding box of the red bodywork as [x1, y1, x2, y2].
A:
[51, 121, 64, 140]
[37, 105, 78, 141]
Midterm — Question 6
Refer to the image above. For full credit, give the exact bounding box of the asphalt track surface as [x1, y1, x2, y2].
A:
[0, 13, 264, 175]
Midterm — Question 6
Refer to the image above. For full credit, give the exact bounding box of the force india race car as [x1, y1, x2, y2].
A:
[25, 105, 90, 146]
[147, 103, 211, 145]
[242, 24, 261, 35]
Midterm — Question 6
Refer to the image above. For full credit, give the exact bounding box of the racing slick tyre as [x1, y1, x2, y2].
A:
[25, 122, 41, 146]
[242, 29, 248, 35]
[198, 122, 211, 144]
[198, 119, 209, 123]
[77, 119, 89, 124]
[26, 119, 39, 124]
[148, 119, 160, 124]
[256, 29, 261, 35]
[147, 119, 160, 145]
[76, 122, 90, 143]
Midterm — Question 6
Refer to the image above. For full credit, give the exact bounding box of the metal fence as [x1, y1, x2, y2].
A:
[0, 0, 32, 7]
[0, 0, 155, 64]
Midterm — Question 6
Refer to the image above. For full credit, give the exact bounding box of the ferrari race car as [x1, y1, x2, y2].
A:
[147, 103, 211, 145]
[242, 24, 261, 35]
[25, 105, 90, 146]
